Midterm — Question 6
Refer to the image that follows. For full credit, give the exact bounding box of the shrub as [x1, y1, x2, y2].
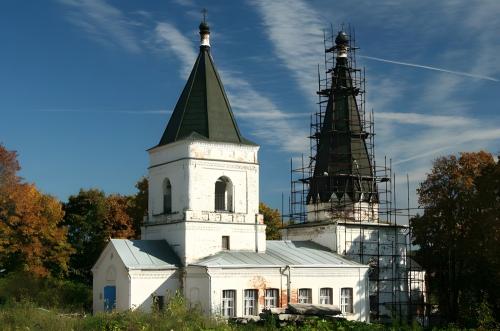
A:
[0, 272, 91, 311]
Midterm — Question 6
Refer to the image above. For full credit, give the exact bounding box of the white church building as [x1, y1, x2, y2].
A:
[92, 21, 370, 321]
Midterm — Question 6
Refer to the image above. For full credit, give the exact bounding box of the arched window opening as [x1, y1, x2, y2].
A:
[163, 178, 172, 214]
[215, 176, 233, 212]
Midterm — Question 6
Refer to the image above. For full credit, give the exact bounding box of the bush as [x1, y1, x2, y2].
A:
[0, 272, 91, 311]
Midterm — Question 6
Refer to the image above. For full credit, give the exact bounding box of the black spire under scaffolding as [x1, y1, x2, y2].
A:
[307, 31, 377, 205]
[285, 27, 428, 324]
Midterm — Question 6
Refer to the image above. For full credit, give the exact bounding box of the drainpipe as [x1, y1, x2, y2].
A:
[280, 265, 291, 305]
[255, 214, 259, 252]
[206, 267, 212, 314]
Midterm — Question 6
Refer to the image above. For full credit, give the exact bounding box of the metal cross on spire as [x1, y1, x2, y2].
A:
[202, 8, 207, 23]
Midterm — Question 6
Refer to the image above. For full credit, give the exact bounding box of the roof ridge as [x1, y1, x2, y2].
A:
[174, 51, 202, 142]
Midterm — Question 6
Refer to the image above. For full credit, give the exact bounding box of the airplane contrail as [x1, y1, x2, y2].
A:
[359, 55, 499, 82]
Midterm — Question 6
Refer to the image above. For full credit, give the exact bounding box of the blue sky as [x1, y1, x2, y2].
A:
[1, 0, 499, 218]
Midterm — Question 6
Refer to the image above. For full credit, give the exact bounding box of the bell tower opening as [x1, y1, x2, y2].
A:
[215, 176, 233, 212]
[163, 178, 172, 214]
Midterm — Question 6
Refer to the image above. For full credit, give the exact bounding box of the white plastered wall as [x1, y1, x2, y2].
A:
[92, 244, 130, 313]
[142, 221, 266, 265]
[185, 266, 211, 313]
[144, 139, 264, 265]
[129, 269, 180, 311]
[185, 266, 370, 322]
[281, 223, 338, 252]
[147, 140, 259, 222]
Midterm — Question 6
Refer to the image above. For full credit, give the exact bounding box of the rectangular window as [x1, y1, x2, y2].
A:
[298, 288, 312, 304]
[264, 288, 279, 308]
[341, 288, 353, 313]
[243, 289, 258, 316]
[319, 288, 333, 305]
[222, 236, 230, 250]
[222, 290, 236, 317]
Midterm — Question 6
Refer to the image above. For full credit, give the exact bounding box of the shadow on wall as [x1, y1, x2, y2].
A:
[136, 286, 178, 312]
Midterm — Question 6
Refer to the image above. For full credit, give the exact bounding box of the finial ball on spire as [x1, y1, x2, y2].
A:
[199, 8, 210, 34]
[199, 9, 210, 47]
[335, 31, 349, 46]
[199, 21, 210, 34]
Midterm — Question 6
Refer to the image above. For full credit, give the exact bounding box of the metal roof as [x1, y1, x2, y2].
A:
[191, 240, 364, 268]
[110, 239, 180, 270]
[158, 23, 255, 147]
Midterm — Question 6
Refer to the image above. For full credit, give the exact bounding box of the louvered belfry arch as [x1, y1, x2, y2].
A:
[158, 21, 253, 146]
[307, 31, 377, 205]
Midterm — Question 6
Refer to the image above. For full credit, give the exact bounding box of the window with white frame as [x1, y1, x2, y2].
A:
[298, 288, 312, 304]
[264, 288, 279, 308]
[222, 290, 236, 317]
[243, 289, 258, 316]
[319, 288, 333, 305]
[215, 176, 233, 212]
[341, 287, 353, 313]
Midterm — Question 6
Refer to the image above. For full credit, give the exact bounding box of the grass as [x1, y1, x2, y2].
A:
[0, 273, 491, 330]
[0, 300, 485, 331]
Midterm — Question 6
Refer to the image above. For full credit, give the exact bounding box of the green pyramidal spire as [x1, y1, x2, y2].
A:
[158, 21, 254, 146]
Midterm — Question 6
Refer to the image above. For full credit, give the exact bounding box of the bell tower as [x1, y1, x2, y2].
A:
[141, 21, 265, 266]
[306, 31, 378, 222]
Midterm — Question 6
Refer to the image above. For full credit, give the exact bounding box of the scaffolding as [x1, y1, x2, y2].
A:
[286, 27, 428, 324]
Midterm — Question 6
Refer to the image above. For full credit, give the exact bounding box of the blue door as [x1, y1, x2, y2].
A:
[103, 286, 116, 312]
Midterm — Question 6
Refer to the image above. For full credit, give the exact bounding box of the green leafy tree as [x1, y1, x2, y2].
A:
[411, 151, 500, 326]
[259, 202, 282, 240]
[127, 177, 148, 236]
[64, 189, 135, 283]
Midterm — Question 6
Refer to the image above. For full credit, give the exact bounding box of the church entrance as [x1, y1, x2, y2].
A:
[103, 286, 116, 311]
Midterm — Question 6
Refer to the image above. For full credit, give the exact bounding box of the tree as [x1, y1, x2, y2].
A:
[0, 143, 20, 187]
[105, 194, 136, 239]
[127, 177, 148, 236]
[259, 202, 282, 240]
[0, 144, 72, 277]
[64, 189, 135, 283]
[411, 151, 500, 326]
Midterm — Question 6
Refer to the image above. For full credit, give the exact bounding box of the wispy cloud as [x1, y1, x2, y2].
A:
[237, 111, 310, 119]
[58, 0, 141, 53]
[37, 109, 170, 115]
[154, 23, 197, 78]
[393, 128, 500, 165]
[153, 20, 308, 153]
[252, 0, 500, 215]
[360, 55, 499, 82]
[171, 0, 195, 7]
[376, 112, 474, 128]
[251, 0, 325, 104]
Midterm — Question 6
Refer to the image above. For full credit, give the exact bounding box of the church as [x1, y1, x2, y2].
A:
[91, 20, 395, 322]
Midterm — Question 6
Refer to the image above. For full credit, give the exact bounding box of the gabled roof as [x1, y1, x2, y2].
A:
[110, 239, 180, 270]
[191, 240, 364, 267]
[158, 23, 255, 147]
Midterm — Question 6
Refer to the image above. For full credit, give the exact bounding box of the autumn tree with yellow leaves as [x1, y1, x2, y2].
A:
[0, 144, 72, 277]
